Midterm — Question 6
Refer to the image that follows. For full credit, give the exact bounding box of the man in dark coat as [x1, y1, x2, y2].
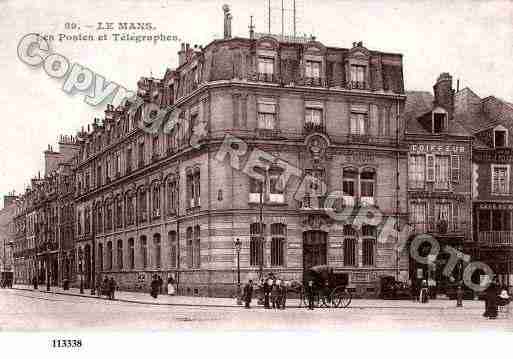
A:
[157, 276, 163, 294]
[243, 280, 253, 308]
[150, 275, 159, 299]
[109, 277, 116, 300]
[307, 280, 315, 310]
[484, 278, 499, 319]
[280, 281, 287, 310]
[263, 275, 272, 309]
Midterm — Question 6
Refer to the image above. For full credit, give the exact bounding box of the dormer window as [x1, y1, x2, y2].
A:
[493, 127, 508, 148]
[350, 65, 366, 88]
[305, 61, 321, 79]
[433, 113, 446, 134]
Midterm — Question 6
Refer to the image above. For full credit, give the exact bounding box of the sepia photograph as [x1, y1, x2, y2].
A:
[0, 0, 512, 355]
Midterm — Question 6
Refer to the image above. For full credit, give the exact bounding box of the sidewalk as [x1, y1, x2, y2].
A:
[11, 284, 487, 310]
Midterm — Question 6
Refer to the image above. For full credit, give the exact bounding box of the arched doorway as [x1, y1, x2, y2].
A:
[303, 231, 328, 271]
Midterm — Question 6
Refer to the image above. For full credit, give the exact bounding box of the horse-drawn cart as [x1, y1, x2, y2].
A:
[301, 265, 352, 308]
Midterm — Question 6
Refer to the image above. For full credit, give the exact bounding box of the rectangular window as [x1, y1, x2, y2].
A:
[270, 224, 286, 267]
[305, 108, 322, 126]
[257, 102, 276, 130]
[169, 232, 177, 268]
[126, 148, 132, 172]
[305, 61, 321, 78]
[344, 237, 356, 267]
[410, 202, 427, 233]
[138, 142, 145, 167]
[426, 154, 435, 182]
[350, 112, 366, 135]
[492, 165, 510, 195]
[258, 57, 274, 74]
[434, 155, 450, 189]
[350, 65, 365, 83]
[495, 130, 507, 148]
[409, 155, 426, 189]
[433, 113, 445, 134]
[434, 202, 451, 233]
[250, 223, 265, 267]
[451, 155, 460, 183]
[117, 240, 123, 270]
[362, 238, 375, 266]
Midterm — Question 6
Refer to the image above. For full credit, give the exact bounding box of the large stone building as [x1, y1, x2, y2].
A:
[73, 9, 407, 297]
[454, 88, 513, 287]
[1, 194, 18, 282]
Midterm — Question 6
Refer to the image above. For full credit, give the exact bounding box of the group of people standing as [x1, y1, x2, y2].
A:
[242, 274, 289, 309]
[97, 276, 116, 300]
[149, 275, 177, 298]
[483, 278, 510, 319]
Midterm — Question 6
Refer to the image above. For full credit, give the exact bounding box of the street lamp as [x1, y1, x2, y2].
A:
[79, 253, 84, 294]
[234, 238, 242, 305]
[45, 240, 51, 292]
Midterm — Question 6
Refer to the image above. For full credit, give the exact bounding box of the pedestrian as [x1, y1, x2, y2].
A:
[243, 280, 253, 308]
[109, 277, 116, 300]
[411, 279, 419, 302]
[263, 275, 272, 309]
[157, 275, 163, 294]
[483, 278, 499, 319]
[96, 275, 102, 297]
[32, 275, 38, 289]
[280, 280, 287, 310]
[428, 278, 436, 299]
[272, 279, 282, 309]
[150, 275, 159, 299]
[307, 279, 315, 310]
[420, 280, 429, 303]
[167, 276, 176, 296]
[102, 277, 109, 298]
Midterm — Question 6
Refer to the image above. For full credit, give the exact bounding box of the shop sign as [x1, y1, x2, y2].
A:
[474, 148, 513, 163]
[477, 203, 513, 211]
[410, 144, 465, 154]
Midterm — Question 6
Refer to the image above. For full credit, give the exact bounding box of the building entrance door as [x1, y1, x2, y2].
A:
[303, 231, 327, 271]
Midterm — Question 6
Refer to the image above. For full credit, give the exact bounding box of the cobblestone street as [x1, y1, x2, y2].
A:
[1, 287, 511, 331]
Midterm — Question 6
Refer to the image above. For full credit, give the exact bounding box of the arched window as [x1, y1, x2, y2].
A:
[250, 223, 265, 266]
[186, 227, 193, 268]
[343, 225, 357, 267]
[193, 225, 201, 268]
[116, 196, 123, 228]
[106, 241, 113, 270]
[98, 243, 104, 271]
[362, 225, 376, 266]
[128, 238, 135, 269]
[169, 231, 177, 268]
[97, 206, 103, 233]
[138, 189, 147, 222]
[167, 178, 178, 215]
[117, 240, 123, 270]
[153, 233, 161, 268]
[152, 184, 161, 218]
[270, 223, 286, 267]
[105, 201, 113, 231]
[140, 236, 147, 268]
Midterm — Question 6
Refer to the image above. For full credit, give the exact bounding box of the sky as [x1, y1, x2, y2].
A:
[0, 0, 512, 207]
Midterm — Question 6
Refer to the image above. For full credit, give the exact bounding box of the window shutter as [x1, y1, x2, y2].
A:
[426, 154, 435, 182]
[451, 155, 460, 183]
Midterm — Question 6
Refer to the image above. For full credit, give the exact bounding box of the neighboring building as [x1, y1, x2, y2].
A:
[455, 88, 513, 287]
[73, 8, 407, 297]
[403, 73, 473, 291]
[11, 138, 80, 286]
[1, 193, 18, 282]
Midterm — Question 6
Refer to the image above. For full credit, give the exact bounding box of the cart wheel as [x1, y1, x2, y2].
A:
[331, 287, 352, 308]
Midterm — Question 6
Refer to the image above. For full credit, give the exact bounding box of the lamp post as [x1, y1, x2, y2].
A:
[45, 240, 51, 292]
[79, 252, 84, 294]
[234, 238, 242, 305]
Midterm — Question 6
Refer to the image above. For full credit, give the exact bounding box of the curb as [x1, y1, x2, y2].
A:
[9, 287, 480, 310]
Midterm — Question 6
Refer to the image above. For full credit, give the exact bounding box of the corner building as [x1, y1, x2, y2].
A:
[74, 31, 407, 297]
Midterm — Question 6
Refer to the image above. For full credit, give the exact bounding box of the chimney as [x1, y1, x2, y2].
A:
[223, 4, 232, 39]
[178, 43, 186, 66]
[433, 72, 454, 118]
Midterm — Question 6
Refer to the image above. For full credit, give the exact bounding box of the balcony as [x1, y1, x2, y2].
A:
[301, 77, 325, 87]
[478, 231, 513, 246]
[256, 72, 277, 83]
[347, 81, 366, 90]
[303, 122, 326, 135]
